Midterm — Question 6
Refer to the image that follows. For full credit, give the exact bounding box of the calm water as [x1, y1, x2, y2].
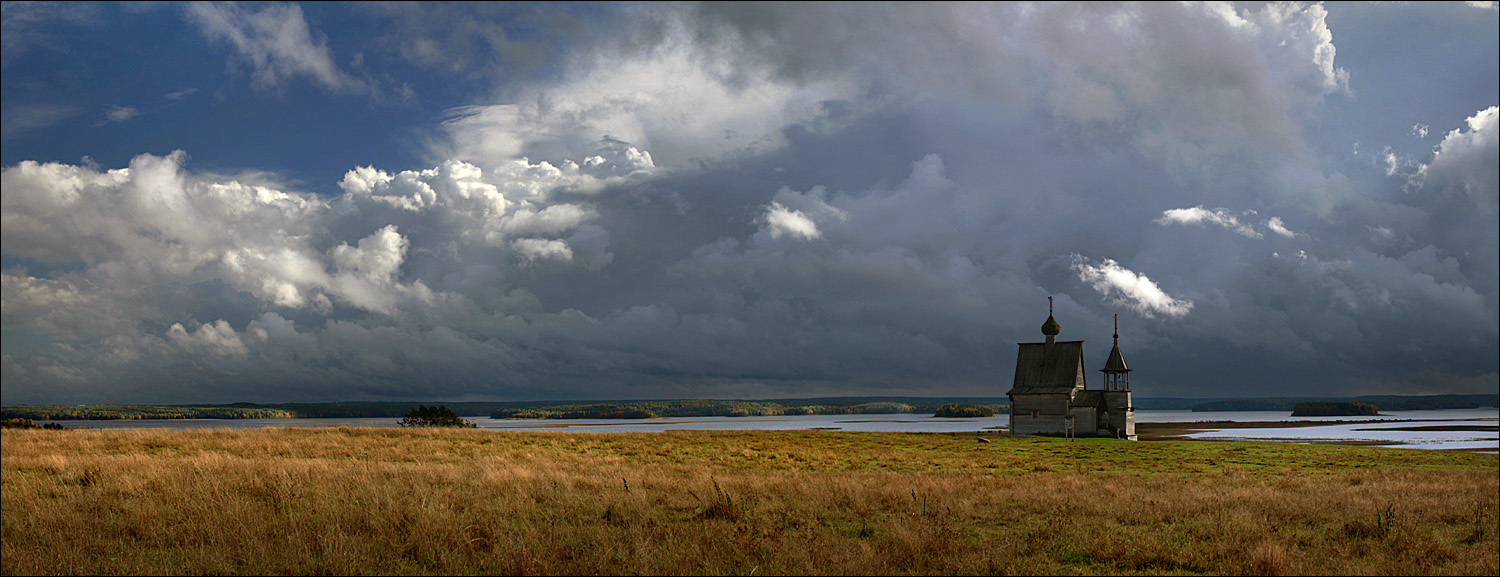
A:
[36, 408, 1499, 452]
[1157, 408, 1499, 452]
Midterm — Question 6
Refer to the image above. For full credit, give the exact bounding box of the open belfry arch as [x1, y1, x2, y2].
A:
[1006, 298, 1136, 440]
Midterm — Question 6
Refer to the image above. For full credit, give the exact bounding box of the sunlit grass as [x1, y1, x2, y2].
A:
[3, 427, 1495, 575]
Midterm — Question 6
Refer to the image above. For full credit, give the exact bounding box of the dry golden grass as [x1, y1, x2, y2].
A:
[2, 427, 1495, 575]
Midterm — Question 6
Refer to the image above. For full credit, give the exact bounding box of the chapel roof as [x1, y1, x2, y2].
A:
[1008, 340, 1086, 395]
[1071, 389, 1103, 408]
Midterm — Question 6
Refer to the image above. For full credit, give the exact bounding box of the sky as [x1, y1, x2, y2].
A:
[1, 1, 1496, 404]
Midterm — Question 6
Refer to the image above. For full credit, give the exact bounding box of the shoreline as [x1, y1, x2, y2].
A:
[17, 415, 1497, 452]
[1135, 416, 1496, 437]
[1134, 418, 1499, 451]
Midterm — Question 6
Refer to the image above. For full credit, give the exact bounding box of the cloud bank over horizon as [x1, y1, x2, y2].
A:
[2, 2, 1496, 403]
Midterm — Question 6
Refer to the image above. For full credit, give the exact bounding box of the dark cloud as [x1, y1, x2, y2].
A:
[1, 2, 1495, 403]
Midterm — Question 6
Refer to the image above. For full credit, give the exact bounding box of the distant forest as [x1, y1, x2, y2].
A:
[1290, 401, 1381, 417]
[1189, 394, 1498, 412]
[0, 397, 1010, 421]
[3, 393, 1494, 421]
[488, 399, 1010, 419]
[0, 405, 297, 421]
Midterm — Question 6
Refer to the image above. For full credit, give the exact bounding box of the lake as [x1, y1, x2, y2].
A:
[35, 407, 1499, 452]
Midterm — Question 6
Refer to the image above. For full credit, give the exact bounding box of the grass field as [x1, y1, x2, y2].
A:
[2, 427, 1495, 575]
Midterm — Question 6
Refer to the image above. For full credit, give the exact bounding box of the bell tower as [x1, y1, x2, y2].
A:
[1098, 313, 1136, 440]
[1101, 314, 1130, 391]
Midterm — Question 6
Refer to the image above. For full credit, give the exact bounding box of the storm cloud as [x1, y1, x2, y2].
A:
[2, 2, 1496, 403]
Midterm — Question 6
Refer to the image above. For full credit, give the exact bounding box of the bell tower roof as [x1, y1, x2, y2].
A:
[1101, 314, 1130, 373]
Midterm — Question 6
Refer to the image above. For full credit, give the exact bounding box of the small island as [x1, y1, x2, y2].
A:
[1290, 401, 1380, 417]
[931, 403, 996, 418]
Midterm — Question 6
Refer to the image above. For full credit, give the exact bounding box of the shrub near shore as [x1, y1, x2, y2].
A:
[2, 428, 1495, 576]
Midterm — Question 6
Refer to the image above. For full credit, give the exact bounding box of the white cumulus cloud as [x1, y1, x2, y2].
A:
[166, 319, 248, 357]
[0, 148, 640, 319]
[1155, 205, 1299, 239]
[1071, 255, 1194, 319]
[1155, 206, 1262, 238]
[512, 237, 574, 263]
[1265, 216, 1296, 238]
[1421, 105, 1499, 210]
[435, 17, 854, 169]
[760, 202, 821, 241]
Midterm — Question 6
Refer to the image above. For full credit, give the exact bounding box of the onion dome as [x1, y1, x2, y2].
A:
[1041, 314, 1061, 336]
[1041, 296, 1061, 337]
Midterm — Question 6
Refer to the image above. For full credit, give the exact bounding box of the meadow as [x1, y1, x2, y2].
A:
[2, 427, 1495, 575]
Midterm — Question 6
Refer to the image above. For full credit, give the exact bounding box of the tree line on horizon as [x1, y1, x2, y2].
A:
[1190, 394, 1494, 412]
[487, 400, 999, 419]
[0, 398, 1011, 421]
[0, 405, 296, 421]
[1290, 401, 1381, 417]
